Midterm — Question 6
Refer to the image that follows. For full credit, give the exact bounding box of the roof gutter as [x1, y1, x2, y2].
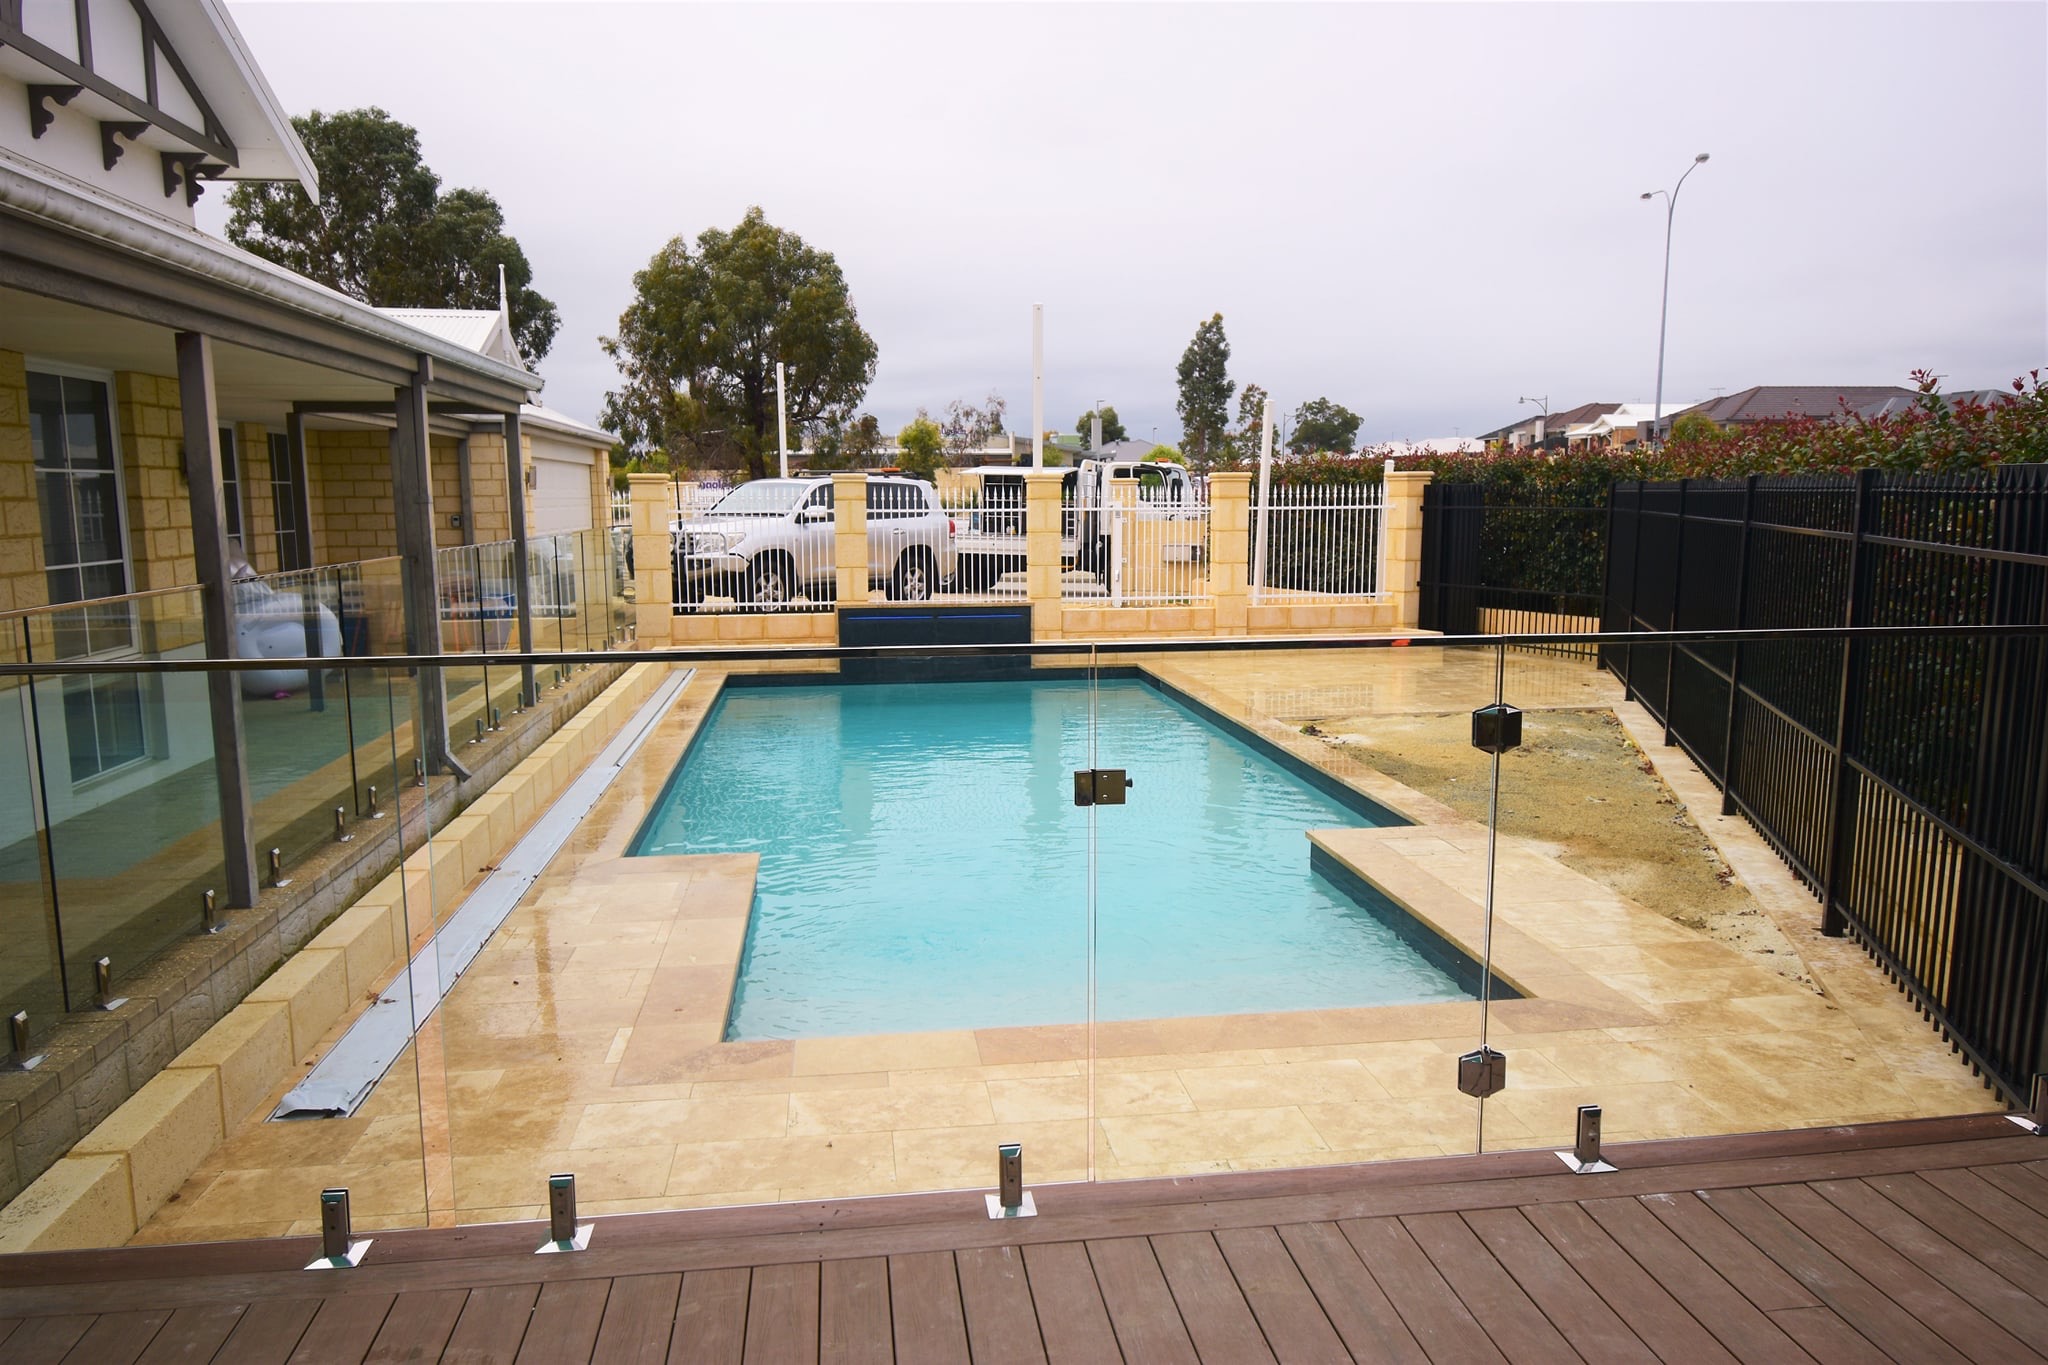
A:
[0, 155, 538, 400]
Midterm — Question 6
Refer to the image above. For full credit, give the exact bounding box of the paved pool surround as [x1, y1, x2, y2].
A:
[31, 649, 1998, 1246]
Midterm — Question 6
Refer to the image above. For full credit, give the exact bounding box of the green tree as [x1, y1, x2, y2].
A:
[1234, 382, 1270, 462]
[942, 393, 1008, 464]
[600, 207, 879, 480]
[1667, 410, 1723, 444]
[1176, 314, 1234, 469]
[1146, 444, 1181, 463]
[1288, 397, 1363, 455]
[896, 412, 944, 481]
[224, 108, 559, 361]
[1074, 404, 1128, 449]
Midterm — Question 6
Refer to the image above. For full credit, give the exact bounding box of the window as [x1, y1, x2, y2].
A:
[268, 432, 307, 569]
[218, 425, 243, 546]
[28, 370, 147, 781]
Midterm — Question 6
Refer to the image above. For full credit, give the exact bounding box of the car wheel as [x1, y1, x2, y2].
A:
[743, 554, 793, 608]
[890, 550, 934, 601]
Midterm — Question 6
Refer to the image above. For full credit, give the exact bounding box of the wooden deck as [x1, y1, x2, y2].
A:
[1, 1114, 2043, 1362]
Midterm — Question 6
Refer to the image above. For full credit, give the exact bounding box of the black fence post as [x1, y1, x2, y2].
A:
[1820, 467, 1881, 937]
[1623, 482, 1644, 701]
[1660, 479, 1690, 746]
[1597, 486, 1617, 674]
[1719, 474, 1759, 816]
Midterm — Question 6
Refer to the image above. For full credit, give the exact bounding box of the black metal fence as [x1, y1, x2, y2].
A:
[1602, 468, 2048, 1102]
[1419, 483, 1606, 650]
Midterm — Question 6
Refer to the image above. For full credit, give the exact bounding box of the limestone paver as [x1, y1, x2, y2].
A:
[132, 652, 2001, 1246]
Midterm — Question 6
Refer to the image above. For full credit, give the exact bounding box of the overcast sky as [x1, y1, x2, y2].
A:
[206, 1, 2048, 446]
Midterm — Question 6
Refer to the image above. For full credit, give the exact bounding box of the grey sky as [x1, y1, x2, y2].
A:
[208, 1, 2048, 446]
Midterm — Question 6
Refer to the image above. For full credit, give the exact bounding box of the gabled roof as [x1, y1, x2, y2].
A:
[176, 0, 320, 191]
[374, 308, 521, 367]
[1675, 386, 1918, 425]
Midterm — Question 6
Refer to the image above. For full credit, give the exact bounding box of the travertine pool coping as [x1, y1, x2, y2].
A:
[97, 651, 2000, 1244]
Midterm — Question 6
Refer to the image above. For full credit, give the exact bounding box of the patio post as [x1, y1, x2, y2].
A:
[175, 331, 258, 909]
[628, 472, 673, 642]
[455, 436, 476, 547]
[504, 409, 536, 703]
[1208, 472, 1252, 634]
[1384, 468, 1434, 631]
[830, 472, 869, 605]
[393, 365, 466, 779]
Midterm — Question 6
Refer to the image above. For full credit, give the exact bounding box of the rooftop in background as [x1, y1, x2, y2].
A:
[1671, 385, 1919, 426]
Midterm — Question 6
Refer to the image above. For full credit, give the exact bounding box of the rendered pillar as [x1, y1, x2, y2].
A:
[830, 472, 869, 605]
[1208, 471, 1252, 634]
[1384, 468, 1435, 631]
[628, 472, 675, 642]
[1023, 470, 1065, 640]
[175, 332, 258, 908]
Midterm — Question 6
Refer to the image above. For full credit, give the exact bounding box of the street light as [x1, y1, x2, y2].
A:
[1518, 395, 1549, 449]
[1642, 152, 1710, 443]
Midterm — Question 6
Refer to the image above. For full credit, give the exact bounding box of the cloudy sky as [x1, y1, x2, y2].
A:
[206, 1, 2048, 446]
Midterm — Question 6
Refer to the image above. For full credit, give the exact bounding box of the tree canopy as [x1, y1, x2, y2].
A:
[896, 413, 944, 481]
[224, 108, 560, 361]
[601, 208, 878, 480]
[1075, 405, 1127, 449]
[1288, 397, 1364, 455]
[1176, 314, 1234, 469]
[942, 393, 1008, 464]
[1234, 382, 1270, 461]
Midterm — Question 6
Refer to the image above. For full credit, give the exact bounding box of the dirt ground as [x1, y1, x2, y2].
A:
[1293, 705, 1817, 989]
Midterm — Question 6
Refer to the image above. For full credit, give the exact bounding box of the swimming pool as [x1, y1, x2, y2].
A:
[630, 677, 1480, 1038]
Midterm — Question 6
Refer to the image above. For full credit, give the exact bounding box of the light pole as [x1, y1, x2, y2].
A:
[1642, 152, 1710, 443]
[1517, 395, 1549, 449]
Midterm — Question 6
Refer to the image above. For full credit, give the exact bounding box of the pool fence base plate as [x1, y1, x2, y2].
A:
[305, 1240, 371, 1270]
[536, 1225, 593, 1254]
[2008, 1114, 2042, 1134]
[1555, 1151, 1617, 1174]
[986, 1193, 1037, 1220]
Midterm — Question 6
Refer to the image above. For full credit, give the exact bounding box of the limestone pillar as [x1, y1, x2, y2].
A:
[1384, 468, 1434, 631]
[1023, 470, 1066, 639]
[628, 473, 673, 643]
[1208, 471, 1252, 634]
[831, 472, 869, 605]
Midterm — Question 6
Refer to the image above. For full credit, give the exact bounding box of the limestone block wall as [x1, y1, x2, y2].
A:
[113, 371, 195, 595]
[305, 427, 397, 564]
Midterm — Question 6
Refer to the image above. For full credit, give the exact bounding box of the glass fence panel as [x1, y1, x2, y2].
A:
[1085, 639, 1505, 1183]
[0, 621, 64, 1044]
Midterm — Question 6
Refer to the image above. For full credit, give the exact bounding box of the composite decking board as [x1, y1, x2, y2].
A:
[1809, 1177, 2048, 1345]
[441, 1283, 540, 1364]
[283, 1292, 396, 1365]
[4, 1312, 94, 1364]
[886, 1251, 969, 1365]
[1577, 1195, 1816, 1364]
[1519, 1202, 1738, 1365]
[1696, 1186, 1974, 1365]
[1863, 1172, 2048, 1296]
[590, 1272, 681, 1365]
[361, 1288, 467, 1365]
[952, 1245, 1048, 1365]
[1397, 1211, 1578, 1365]
[9, 1133, 2047, 1325]
[0, 1115, 2022, 1298]
[1273, 1221, 1430, 1365]
[1459, 1208, 1656, 1365]
[135, 1302, 248, 1364]
[1915, 1167, 2048, 1250]
[1147, 1231, 1276, 1365]
[818, 1256, 892, 1365]
[1976, 1163, 2048, 1218]
[1767, 1305, 1897, 1365]
[1751, 1183, 2035, 1364]
[513, 1279, 610, 1364]
[54, 1307, 169, 1365]
[209, 1297, 320, 1365]
[673, 1267, 749, 1365]
[1211, 1226, 1352, 1365]
[1019, 1242, 1121, 1365]
[1336, 1215, 1507, 1365]
[741, 1261, 819, 1364]
[1636, 1189, 1820, 1311]
[1085, 1236, 1200, 1365]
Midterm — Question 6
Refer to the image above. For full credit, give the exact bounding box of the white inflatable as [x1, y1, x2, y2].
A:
[234, 576, 343, 697]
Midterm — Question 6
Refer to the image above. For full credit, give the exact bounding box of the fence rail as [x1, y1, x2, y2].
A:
[1602, 467, 2048, 1103]
[1252, 482, 1385, 604]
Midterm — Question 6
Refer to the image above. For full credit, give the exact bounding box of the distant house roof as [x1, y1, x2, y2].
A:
[1672, 386, 1918, 425]
[375, 308, 518, 365]
[1095, 438, 1165, 460]
[1850, 389, 2013, 422]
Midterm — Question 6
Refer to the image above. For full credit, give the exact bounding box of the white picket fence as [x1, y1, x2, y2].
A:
[1060, 487, 1212, 605]
[1250, 482, 1386, 604]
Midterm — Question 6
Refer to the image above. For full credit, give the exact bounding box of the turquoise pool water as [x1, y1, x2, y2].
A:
[630, 678, 1476, 1039]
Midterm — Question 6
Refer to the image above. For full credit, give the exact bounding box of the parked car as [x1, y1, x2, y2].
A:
[672, 475, 957, 604]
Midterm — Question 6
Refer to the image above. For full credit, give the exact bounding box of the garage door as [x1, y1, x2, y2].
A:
[531, 457, 591, 533]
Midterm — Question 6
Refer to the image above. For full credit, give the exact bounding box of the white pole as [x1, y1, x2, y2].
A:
[1031, 304, 1044, 469]
[776, 361, 790, 479]
[1253, 398, 1274, 598]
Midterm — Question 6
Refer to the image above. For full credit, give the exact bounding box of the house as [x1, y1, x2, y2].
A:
[1664, 385, 1918, 430]
[1479, 401, 1622, 450]
[1, 1, 612, 946]
[1562, 402, 1703, 447]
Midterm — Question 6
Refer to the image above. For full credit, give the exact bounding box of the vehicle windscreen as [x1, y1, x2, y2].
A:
[708, 480, 811, 516]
